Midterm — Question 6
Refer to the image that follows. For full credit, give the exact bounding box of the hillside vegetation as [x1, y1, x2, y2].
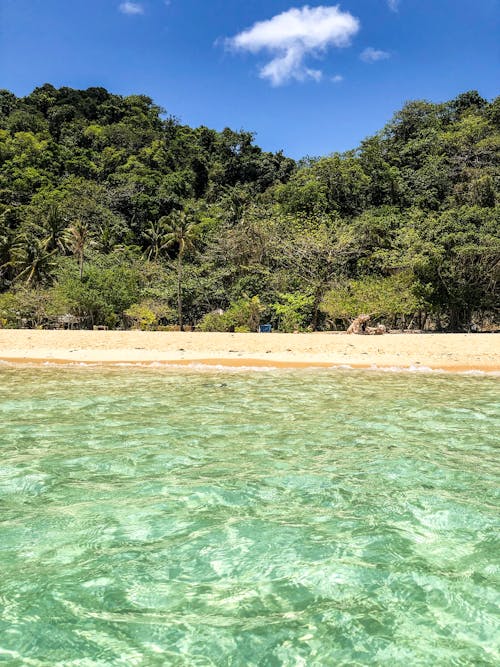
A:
[0, 84, 498, 331]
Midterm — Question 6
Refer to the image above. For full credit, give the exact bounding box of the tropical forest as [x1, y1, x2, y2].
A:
[0, 84, 498, 332]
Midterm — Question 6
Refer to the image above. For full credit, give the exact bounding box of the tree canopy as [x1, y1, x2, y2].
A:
[0, 84, 498, 331]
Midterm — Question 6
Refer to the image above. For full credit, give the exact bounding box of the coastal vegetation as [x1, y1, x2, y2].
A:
[0, 85, 498, 331]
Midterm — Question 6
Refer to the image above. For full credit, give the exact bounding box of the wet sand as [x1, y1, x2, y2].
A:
[0, 330, 499, 372]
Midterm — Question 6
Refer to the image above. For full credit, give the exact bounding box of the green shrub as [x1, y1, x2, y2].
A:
[197, 311, 230, 332]
[227, 296, 263, 332]
[0, 292, 19, 327]
[125, 300, 175, 330]
[321, 273, 421, 322]
[125, 303, 156, 329]
[0, 288, 69, 328]
[197, 296, 264, 332]
[272, 292, 314, 332]
[54, 254, 142, 327]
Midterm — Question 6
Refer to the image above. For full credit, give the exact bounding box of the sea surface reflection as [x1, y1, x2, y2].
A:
[0, 367, 499, 665]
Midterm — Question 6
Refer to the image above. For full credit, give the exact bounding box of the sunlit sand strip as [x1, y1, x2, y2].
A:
[0, 331, 498, 373]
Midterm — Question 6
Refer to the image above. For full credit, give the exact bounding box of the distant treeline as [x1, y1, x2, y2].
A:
[0, 84, 498, 331]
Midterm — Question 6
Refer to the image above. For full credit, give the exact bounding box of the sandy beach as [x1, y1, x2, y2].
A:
[0, 330, 499, 372]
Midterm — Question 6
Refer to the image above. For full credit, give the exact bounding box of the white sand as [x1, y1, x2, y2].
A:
[0, 330, 499, 372]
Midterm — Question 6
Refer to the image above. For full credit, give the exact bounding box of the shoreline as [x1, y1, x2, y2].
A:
[0, 330, 499, 374]
[1, 358, 499, 375]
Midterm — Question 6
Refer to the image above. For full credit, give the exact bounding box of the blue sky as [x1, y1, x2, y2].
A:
[1, 0, 498, 158]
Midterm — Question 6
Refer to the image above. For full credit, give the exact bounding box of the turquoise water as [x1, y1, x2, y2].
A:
[0, 367, 499, 666]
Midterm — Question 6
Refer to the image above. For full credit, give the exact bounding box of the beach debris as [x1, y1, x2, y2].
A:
[346, 314, 371, 334]
[346, 315, 386, 335]
[366, 324, 387, 335]
[48, 314, 82, 329]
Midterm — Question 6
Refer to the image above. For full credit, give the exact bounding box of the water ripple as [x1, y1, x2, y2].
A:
[0, 367, 499, 665]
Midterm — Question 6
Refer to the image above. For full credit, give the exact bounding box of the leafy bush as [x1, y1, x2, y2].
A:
[197, 311, 229, 332]
[53, 253, 143, 327]
[322, 273, 421, 323]
[124, 300, 175, 330]
[227, 296, 264, 332]
[197, 296, 264, 332]
[272, 292, 314, 332]
[0, 292, 20, 327]
[124, 303, 157, 330]
[0, 288, 68, 328]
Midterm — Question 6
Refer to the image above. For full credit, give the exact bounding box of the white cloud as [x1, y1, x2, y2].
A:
[331, 74, 343, 83]
[387, 0, 400, 11]
[226, 5, 360, 86]
[360, 47, 390, 63]
[119, 2, 144, 15]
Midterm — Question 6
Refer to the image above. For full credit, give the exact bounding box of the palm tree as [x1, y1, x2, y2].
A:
[162, 206, 203, 330]
[66, 220, 90, 280]
[143, 219, 170, 261]
[42, 203, 68, 253]
[10, 234, 57, 285]
[0, 230, 13, 289]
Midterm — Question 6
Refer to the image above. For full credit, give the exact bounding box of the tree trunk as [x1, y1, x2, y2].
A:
[79, 252, 84, 280]
[449, 307, 470, 332]
[177, 253, 183, 331]
[311, 301, 320, 332]
[448, 307, 465, 332]
[311, 286, 323, 331]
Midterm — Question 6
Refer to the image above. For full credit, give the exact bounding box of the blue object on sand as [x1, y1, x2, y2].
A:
[259, 324, 272, 333]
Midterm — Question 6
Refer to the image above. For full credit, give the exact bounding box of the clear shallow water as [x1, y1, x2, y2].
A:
[0, 367, 499, 667]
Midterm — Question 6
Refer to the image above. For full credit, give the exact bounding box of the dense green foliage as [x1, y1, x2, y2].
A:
[0, 84, 498, 330]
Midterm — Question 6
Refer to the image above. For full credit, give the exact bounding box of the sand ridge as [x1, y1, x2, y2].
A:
[0, 330, 499, 372]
